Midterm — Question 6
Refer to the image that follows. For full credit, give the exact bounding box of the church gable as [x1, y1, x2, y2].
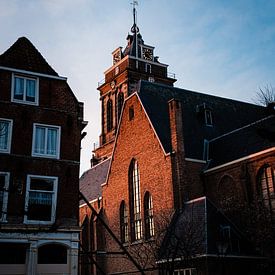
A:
[103, 91, 174, 223]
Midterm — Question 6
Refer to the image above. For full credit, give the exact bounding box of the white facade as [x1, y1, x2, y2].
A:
[0, 231, 79, 275]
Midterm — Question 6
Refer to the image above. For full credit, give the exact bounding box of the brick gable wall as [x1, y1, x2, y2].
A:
[101, 94, 174, 273]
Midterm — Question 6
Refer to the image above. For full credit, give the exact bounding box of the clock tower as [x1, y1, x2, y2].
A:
[93, 2, 177, 163]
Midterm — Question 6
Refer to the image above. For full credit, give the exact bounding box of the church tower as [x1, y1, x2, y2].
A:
[93, 2, 176, 163]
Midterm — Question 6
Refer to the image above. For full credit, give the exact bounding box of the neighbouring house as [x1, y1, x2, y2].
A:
[0, 37, 87, 275]
[79, 12, 275, 275]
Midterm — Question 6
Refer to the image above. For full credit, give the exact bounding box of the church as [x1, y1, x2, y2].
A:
[79, 5, 275, 274]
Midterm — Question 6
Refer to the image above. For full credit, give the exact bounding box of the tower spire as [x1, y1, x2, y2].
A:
[131, 1, 139, 33]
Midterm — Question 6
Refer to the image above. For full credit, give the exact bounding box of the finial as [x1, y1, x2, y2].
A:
[131, 1, 139, 33]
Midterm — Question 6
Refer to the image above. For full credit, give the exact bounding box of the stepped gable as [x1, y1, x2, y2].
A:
[138, 81, 267, 159]
[79, 158, 111, 205]
[0, 37, 58, 76]
[208, 115, 275, 169]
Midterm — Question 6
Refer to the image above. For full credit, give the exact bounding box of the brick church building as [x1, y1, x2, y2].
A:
[79, 8, 275, 275]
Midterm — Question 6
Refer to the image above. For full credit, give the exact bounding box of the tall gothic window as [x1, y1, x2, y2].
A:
[107, 99, 113, 132]
[259, 165, 275, 217]
[120, 201, 129, 243]
[117, 92, 124, 121]
[129, 159, 142, 241]
[144, 192, 154, 239]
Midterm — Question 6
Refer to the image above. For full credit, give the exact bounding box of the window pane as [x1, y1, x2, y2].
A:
[260, 166, 275, 216]
[38, 244, 67, 264]
[28, 191, 52, 221]
[26, 79, 36, 102]
[0, 243, 27, 264]
[47, 128, 57, 155]
[34, 127, 45, 154]
[14, 77, 24, 100]
[30, 178, 54, 191]
[0, 121, 9, 151]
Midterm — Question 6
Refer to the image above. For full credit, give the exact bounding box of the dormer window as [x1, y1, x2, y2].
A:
[12, 74, 38, 105]
[196, 103, 213, 126]
[205, 109, 213, 126]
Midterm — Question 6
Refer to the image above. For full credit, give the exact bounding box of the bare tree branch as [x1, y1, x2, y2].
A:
[253, 85, 275, 106]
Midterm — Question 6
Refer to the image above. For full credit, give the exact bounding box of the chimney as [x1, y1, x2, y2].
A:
[168, 98, 187, 208]
[168, 98, 184, 154]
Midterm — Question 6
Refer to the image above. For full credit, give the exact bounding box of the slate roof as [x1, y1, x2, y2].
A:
[208, 115, 275, 169]
[159, 197, 255, 261]
[138, 81, 267, 159]
[79, 158, 111, 206]
[0, 37, 58, 76]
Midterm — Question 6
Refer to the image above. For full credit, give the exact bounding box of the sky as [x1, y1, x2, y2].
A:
[1, 0, 275, 175]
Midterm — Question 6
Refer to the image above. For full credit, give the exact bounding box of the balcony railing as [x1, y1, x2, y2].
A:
[98, 71, 176, 87]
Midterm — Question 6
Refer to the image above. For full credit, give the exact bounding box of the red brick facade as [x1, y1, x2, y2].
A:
[0, 37, 86, 275]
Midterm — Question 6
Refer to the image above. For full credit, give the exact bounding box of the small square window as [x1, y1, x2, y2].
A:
[12, 74, 39, 105]
[0, 119, 13, 153]
[0, 172, 10, 222]
[24, 175, 58, 224]
[32, 124, 61, 159]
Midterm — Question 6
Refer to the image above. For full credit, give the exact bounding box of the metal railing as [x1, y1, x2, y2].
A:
[167, 72, 176, 79]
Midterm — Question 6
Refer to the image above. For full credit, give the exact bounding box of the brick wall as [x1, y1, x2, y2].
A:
[101, 93, 174, 273]
[0, 69, 82, 228]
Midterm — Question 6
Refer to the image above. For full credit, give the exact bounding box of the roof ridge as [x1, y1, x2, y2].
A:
[140, 80, 265, 107]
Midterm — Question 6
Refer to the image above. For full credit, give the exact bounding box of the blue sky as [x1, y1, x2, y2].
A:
[1, 0, 275, 174]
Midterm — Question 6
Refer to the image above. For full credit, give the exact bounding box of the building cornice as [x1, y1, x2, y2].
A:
[0, 66, 67, 81]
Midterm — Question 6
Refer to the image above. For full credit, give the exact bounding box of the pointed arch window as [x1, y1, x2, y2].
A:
[117, 92, 124, 120]
[120, 201, 129, 243]
[259, 165, 275, 217]
[129, 159, 142, 241]
[107, 99, 113, 132]
[144, 192, 154, 239]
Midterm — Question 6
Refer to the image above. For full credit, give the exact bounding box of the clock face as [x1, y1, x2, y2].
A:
[142, 48, 153, 61]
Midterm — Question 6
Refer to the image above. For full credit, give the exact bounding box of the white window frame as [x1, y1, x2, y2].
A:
[32, 123, 61, 159]
[24, 174, 58, 225]
[0, 118, 13, 154]
[11, 73, 39, 105]
[174, 268, 197, 275]
[0, 172, 10, 222]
